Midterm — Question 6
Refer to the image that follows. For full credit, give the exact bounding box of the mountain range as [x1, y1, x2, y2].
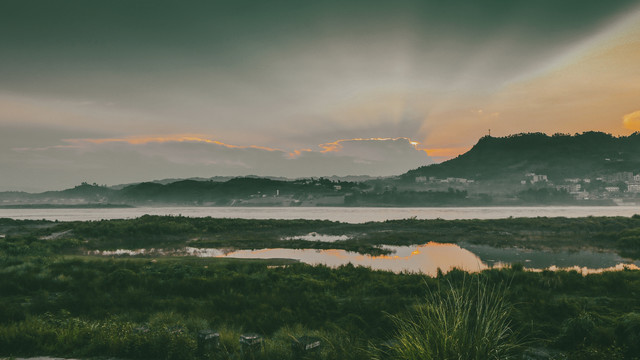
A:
[2, 132, 639, 206]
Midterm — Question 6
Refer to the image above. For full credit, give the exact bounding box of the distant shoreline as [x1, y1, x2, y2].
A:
[0, 200, 628, 209]
[0, 204, 135, 209]
[2, 205, 639, 224]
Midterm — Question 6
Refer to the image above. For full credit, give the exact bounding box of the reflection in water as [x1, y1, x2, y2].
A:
[459, 243, 640, 272]
[91, 243, 640, 276]
[186, 243, 489, 276]
[184, 242, 640, 276]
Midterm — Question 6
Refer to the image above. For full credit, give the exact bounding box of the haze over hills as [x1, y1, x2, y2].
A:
[2, 132, 640, 207]
[109, 175, 384, 190]
[109, 176, 286, 190]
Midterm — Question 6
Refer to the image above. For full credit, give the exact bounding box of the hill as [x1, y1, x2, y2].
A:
[0, 177, 363, 207]
[403, 132, 640, 181]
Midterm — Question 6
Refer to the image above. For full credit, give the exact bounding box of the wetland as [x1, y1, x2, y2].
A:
[3, 214, 640, 359]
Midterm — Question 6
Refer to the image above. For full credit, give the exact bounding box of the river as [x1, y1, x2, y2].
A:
[1, 205, 639, 223]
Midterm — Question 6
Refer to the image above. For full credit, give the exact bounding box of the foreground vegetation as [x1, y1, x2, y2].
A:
[384, 279, 518, 360]
[2, 255, 640, 359]
[2, 215, 640, 359]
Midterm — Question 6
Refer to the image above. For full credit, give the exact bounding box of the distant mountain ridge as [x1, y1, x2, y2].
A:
[108, 176, 284, 190]
[0, 177, 363, 206]
[2, 131, 639, 207]
[108, 175, 384, 190]
[403, 132, 640, 181]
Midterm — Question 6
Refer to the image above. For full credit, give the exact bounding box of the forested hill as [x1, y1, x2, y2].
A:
[403, 132, 640, 181]
[0, 177, 362, 206]
[117, 177, 311, 203]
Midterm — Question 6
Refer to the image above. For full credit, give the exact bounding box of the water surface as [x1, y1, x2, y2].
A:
[2, 206, 640, 223]
[93, 242, 640, 276]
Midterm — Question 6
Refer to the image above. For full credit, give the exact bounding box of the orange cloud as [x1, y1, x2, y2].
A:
[64, 135, 283, 152]
[58, 134, 441, 161]
[623, 110, 640, 131]
[318, 137, 429, 154]
[287, 148, 313, 158]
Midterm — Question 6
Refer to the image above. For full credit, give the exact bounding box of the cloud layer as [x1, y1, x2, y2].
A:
[1, 131, 432, 191]
[1, 1, 639, 190]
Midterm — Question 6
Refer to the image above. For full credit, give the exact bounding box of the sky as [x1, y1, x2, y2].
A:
[1, 0, 640, 191]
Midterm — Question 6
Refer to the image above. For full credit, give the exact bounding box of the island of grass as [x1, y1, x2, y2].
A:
[3, 214, 640, 258]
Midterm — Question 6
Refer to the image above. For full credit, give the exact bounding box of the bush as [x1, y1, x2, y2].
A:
[382, 278, 519, 359]
[615, 312, 640, 358]
[557, 312, 596, 349]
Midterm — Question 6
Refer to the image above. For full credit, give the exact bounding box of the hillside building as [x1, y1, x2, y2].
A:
[564, 178, 581, 183]
[525, 173, 548, 183]
[571, 191, 589, 200]
[557, 184, 581, 192]
[628, 184, 640, 193]
[606, 172, 634, 182]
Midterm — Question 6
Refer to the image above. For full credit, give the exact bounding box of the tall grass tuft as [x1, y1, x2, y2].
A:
[381, 277, 519, 360]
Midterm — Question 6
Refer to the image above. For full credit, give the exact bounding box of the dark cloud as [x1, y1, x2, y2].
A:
[2, 0, 635, 95]
[1, 1, 638, 189]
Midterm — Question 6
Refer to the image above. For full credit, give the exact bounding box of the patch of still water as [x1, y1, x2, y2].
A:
[281, 232, 351, 242]
[92, 242, 640, 276]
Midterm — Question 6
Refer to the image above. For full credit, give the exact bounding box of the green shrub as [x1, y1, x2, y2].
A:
[557, 312, 596, 348]
[381, 278, 519, 360]
[615, 312, 640, 359]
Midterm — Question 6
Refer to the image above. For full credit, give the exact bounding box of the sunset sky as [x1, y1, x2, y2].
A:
[2, 0, 640, 191]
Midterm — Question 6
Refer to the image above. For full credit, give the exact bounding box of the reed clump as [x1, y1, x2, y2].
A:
[382, 278, 519, 360]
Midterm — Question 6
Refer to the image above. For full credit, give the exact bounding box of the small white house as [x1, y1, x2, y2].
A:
[628, 184, 640, 193]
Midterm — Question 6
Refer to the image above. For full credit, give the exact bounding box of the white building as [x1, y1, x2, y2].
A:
[571, 191, 589, 200]
[526, 173, 548, 183]
[628, 184, 640, 193]
[557, 184, 581, 192]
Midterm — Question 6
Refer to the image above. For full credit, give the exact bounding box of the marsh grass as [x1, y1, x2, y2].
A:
[0, 314, 375, 360]
[380, 277, 520, 360]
